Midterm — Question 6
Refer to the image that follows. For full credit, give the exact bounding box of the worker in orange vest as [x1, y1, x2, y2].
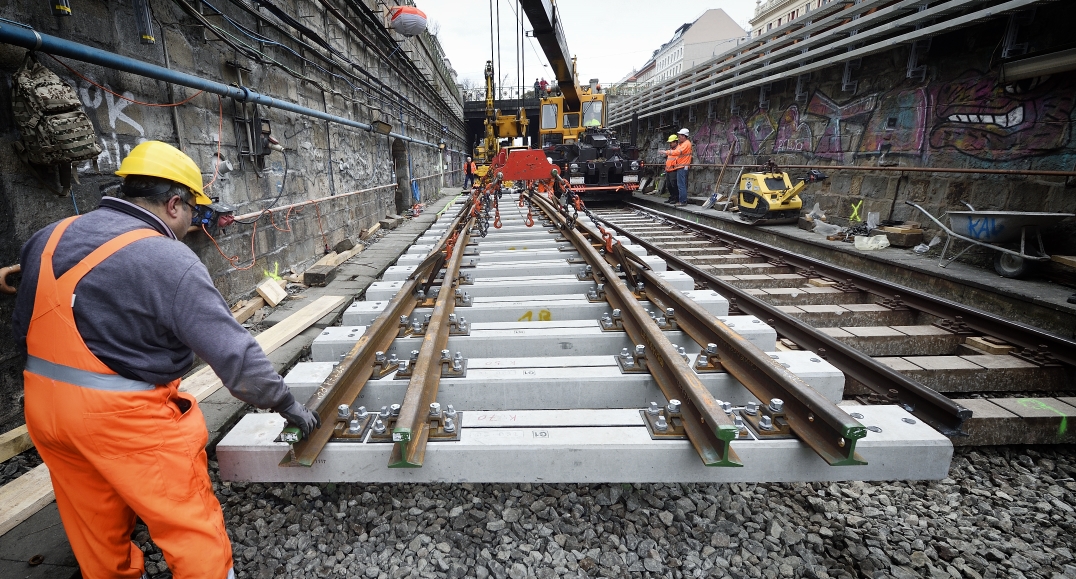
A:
[661, 128, 693, 206]
[662, 134, 679, 204]
[13, 141, 318, 579]
[463, 156, 477, 190]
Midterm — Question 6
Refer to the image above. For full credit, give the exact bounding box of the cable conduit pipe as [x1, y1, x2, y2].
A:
[0, 20, 439, 149]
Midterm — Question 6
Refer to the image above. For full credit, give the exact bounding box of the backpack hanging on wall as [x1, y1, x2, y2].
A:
[11, 52, 102, 195]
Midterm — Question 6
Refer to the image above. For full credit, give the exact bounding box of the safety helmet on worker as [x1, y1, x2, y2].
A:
[667, 134, 678, 142]
[115, 140, 212, 205]
[677, 128, 690, 137]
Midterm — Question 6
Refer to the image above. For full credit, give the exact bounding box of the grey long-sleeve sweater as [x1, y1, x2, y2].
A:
[12, 197, 295, 411]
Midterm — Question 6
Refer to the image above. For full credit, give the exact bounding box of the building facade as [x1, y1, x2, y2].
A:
[751, 0, 836, 37]
[636, 9, 748, 86]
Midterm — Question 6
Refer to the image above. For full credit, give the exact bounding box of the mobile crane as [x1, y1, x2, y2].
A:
[472, 60, 529, 179]
[520, 0, 641, 198]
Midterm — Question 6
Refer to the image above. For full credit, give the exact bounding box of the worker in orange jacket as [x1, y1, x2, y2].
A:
[662, 134, 679, 204]
[463, 156, 478, 190]
[13, 141, 319, 579]
[662, 128, 693, 205]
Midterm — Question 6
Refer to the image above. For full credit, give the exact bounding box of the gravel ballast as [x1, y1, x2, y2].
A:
[129, 446, 1076, 579]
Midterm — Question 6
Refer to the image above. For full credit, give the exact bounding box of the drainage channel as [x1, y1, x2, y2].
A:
[216, 193, 952, 483]
[590, 204, 1076, 447]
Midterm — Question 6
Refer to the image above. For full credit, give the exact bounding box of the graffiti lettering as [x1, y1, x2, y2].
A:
[965, 217, 1004, 241]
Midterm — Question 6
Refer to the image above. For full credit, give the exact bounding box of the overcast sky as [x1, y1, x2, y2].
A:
[421, 1, 757, 94]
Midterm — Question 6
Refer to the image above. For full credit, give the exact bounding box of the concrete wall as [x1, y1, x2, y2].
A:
[627, 5, 1076, 251]
[0, 0, 465, 431]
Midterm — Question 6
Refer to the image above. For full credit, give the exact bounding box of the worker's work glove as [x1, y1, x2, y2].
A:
[276, 399, 321, 436]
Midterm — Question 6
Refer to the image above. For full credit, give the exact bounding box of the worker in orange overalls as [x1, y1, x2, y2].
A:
[13, 141, 319, 579]
[661, 128, 693, 206]
[661, 134, 679, 204]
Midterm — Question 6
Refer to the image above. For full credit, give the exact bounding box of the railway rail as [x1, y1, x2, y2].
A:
[590, 203, 1076, 447]
[218, 188, 956, 483]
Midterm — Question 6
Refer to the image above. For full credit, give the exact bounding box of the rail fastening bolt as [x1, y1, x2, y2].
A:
[445, 404, 457, 418]
[612, 309, 621, 319]
[722, 401, 733, 414]
[441, 349, 451, 361]
[635, 345, 646, 359]
[430, 402, 441, 416]
[372, 419, 386, 434]
[400, 315, 409, 325]
[636, 282, 644, 292]
[667, 399, 681, 414]
[769, 398, 784, 413]
[706, 343, 717, 355]
[337, 404, 351, 420]
[647, 401, 661, 415]
[375, 351, 386, 363]
[390, 404, 401, 417]
[356, 406, 368, 418]
[348, 418, 361, 434]
[655, 416, 668, 432]
[444, 417, 456, 433]
[745, 401, 759, 416]
[666, 308, 675, 319]
[410, 350, 420, 362]
[759, 415, 774, 431]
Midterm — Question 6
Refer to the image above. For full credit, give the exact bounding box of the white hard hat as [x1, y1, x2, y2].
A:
[678, 128, 690, 136]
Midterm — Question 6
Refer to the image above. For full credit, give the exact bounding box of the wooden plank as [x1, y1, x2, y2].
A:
[0, 425, 32, 463]
[232, 297, 266, 324]
[302, 264, 337, 287]
[256, 279, 288, 308]
[324, 245, 363, 268]
[360, 222, 381, 239]
[1051, 255, 1076, 269]
[964, 336, 1016, 355]
[0, 464, 54, 536]
[179, 295, 349, 401]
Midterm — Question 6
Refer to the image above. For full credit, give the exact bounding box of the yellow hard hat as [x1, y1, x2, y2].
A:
[116, 140, 211, 204]
[667, 134, 678, 142]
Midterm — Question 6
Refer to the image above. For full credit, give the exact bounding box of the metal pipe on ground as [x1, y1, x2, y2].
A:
[684, 163, 1076, 178]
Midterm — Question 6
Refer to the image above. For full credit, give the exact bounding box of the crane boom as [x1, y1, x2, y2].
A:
[519, 0, 580, 111]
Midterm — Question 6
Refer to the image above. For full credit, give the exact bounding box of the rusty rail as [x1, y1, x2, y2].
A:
[533, 193, 742, 467]
[388, 215, 474, 468]
[281, 201, 471, 467]
[611, 204, 974, 435]
[682, 162, 1076, 178]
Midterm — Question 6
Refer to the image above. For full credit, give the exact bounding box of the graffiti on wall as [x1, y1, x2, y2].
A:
[75, 80, 148, 174]
[677, 70, 1076, 165]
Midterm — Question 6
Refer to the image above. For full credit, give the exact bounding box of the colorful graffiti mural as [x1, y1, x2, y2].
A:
[929, 73, 1076, 161]
[667, 70, 1075, 165]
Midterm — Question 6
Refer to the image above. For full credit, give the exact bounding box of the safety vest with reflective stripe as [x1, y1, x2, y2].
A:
[670, 139, 692, 171]
[24, 216, 164, 391]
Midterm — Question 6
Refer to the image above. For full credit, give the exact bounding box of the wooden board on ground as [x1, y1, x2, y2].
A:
[179, 294, 349, 401]
[1051, 255, 1076, 269]
[0, 425, 32, 464]
[302, 264, 338, 287]
[964, 336, 1016, 355]
[257, 279, 288, 308]
[232, 297, 266, 324]
[360, 223, 381, 239]
[0, 464, 53, 536]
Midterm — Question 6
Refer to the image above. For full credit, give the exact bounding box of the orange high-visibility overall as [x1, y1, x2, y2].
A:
[23, 217, 234, 579]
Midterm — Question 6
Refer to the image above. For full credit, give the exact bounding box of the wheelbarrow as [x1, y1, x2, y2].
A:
[906, 201, 1074, 278]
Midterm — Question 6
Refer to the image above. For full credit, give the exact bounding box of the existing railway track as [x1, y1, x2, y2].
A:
[217, 186, 963, 484]
[589, 203, 1076, 447]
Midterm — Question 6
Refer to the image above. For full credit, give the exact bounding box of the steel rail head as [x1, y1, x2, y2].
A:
[532, 194, 742, 467]
[280, 202, 472, 467]
[612, 205, 972, 435]
[389, 215, 475, 468]
[636, 266, 867, 466]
